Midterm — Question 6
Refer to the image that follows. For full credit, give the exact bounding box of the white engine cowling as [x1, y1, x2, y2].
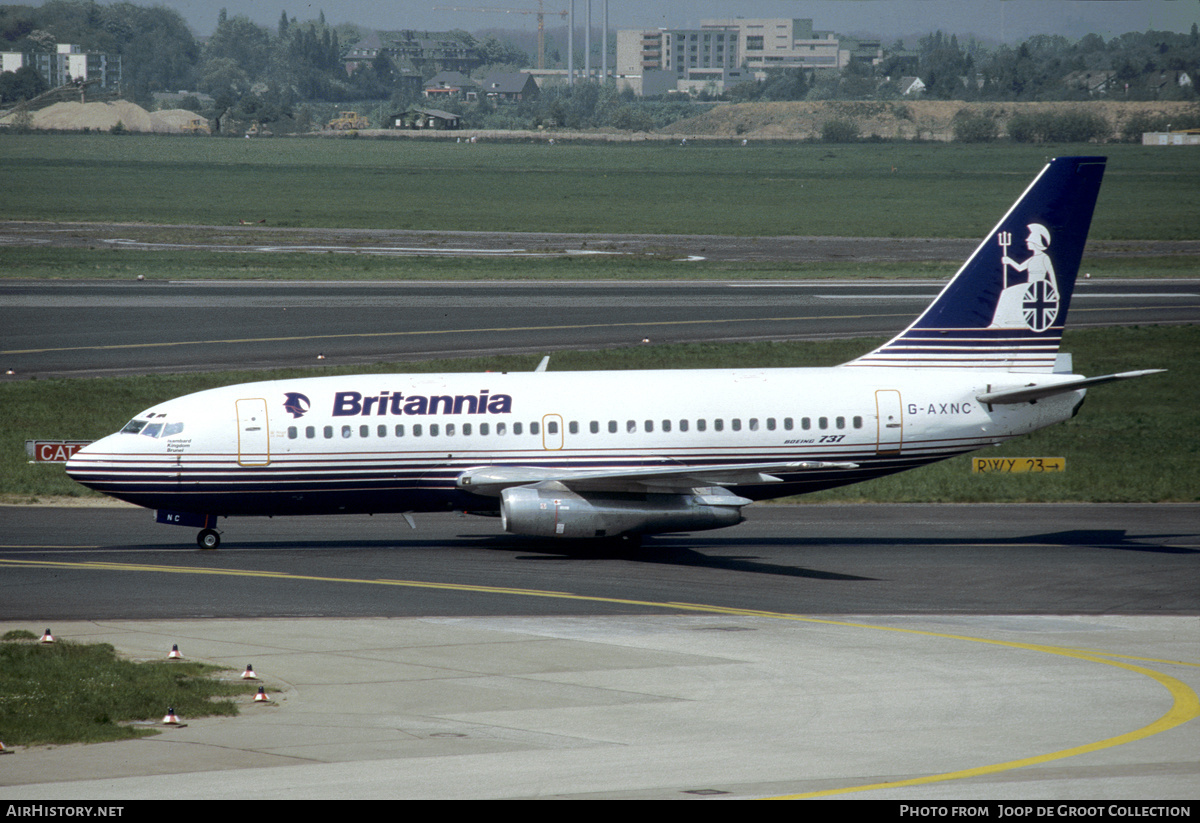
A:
[499, 483, 746, 539]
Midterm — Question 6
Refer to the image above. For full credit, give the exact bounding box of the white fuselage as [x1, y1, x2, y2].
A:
[65, 365, 1085, 519]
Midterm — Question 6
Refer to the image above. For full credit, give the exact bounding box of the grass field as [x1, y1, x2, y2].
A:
[2, 135, 1199, 239]
[4, 326, 1196, 504]
[0, 631, 256, 746]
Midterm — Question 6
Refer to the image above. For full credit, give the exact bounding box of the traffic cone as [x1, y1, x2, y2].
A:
[0, 741, 10, 754]
[168, 644, 182, 659]
[40, 629, 54, 644]
[162, 707, 181, 725]
[253, 686, 269, 703]
[241, 664, 258, 680]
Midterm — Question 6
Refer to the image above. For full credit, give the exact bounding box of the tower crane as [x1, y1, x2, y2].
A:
[434, 2, 567, 70]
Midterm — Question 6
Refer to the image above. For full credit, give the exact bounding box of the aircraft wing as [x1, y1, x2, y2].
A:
[456, 460, 858, 496]
[976, 369, 1164, 406]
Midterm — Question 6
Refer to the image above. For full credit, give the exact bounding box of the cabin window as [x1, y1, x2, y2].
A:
[784, 417, 793, 430]
[287, 426, 298, 439]
[341, 425, 352, 438]
[609, 420, 618, 433]
[324, 426, 333, 439]
[590, 421, 599, 434]
[766, 418, 775, 431]
[359, 425, 369, 438]
[413, 424, 423, 437]
[306, 426, 315, 439]
[662, 419, 671, 432]
[679, 419, 689, 432]
[430, 424, 440, 437]
[645, 420, 654, 433]
[627, 420, 637, 433]
[514, 422, 523, 435]
[497, 422, 506, 435]
[836, 416, 845, 429]
[801, 417, 811, 430]
[697, 419, 707, 432]
[446, 423, 456, 436]
[714, 419, 724, 432]
[818, 417, 828, 430]
[462, 423, 472, 436]
[547, 420, 557, 434]
[568, 421, 578, 435]
[749, 418, 759, 431]
[480, 422, 489, 436]
[853, 416, 863, 429]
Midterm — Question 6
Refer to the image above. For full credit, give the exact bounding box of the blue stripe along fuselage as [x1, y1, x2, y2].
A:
[64, 445, 972, 517]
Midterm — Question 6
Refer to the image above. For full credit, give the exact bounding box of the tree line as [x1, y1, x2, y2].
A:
[2, 1, 1198, 132]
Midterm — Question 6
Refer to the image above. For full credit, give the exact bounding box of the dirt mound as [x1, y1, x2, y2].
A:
[663, 100, 1200, 141]
[3, 100, 207, 133]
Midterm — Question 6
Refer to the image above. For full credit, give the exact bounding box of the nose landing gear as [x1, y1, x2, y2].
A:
[156, 511, 222, 549]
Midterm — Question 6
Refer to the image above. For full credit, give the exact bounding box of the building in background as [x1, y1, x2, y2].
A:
[1, 43, 122, 92]
[616, 18, 882, 96]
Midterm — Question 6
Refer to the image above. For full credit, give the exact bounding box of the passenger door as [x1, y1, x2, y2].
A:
[875, 390, 903, 454]
[236, 398, 270, 466]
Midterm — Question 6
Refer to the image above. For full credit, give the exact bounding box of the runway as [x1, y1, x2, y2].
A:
[3, 279, 1198, 378]
[0, 504, 1196, 799]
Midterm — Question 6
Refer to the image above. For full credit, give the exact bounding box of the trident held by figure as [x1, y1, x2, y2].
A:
[998, 230, 1012, 287]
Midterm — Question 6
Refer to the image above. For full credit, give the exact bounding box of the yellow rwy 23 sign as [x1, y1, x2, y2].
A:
[972, 457, 1065, 473]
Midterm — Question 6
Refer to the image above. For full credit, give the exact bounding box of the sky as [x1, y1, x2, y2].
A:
[99, 0, 1199, 43]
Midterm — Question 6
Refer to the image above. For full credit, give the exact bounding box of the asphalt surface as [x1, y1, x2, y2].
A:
[2, 504, 1197, 619]
[0, 503, 1196, 799]
[3, 278, 1198, 378]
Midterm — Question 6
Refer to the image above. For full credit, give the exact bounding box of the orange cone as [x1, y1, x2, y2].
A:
[40, 629, 54, 644]
[162, 707, 181, 725]
[168, 644, 182, 659]
[241, 664, 258, 680]
[253, 686, 270, 703]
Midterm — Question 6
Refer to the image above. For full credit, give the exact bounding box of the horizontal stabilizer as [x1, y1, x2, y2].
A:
[976, 369, 1165, 406]
[457, 460, 859, 496]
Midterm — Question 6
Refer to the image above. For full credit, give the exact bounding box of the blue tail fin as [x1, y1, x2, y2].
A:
[846, 156, 1106, 372]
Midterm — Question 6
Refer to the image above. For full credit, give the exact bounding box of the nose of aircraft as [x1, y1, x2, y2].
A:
[63, 435, 113, 488]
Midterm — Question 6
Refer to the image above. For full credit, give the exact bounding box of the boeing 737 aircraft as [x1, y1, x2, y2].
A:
[66, 156, 1160, 549]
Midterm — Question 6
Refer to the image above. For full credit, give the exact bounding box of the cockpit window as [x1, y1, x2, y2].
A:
[120, 418, 185, 438]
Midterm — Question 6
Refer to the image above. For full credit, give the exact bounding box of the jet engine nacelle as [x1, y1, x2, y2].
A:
[499, 483, 746, 539]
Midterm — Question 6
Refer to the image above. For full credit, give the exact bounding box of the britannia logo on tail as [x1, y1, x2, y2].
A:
[989, 223, 1060, 333]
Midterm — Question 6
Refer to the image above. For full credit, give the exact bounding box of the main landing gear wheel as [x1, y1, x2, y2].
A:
[197, 528, 221, 550]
